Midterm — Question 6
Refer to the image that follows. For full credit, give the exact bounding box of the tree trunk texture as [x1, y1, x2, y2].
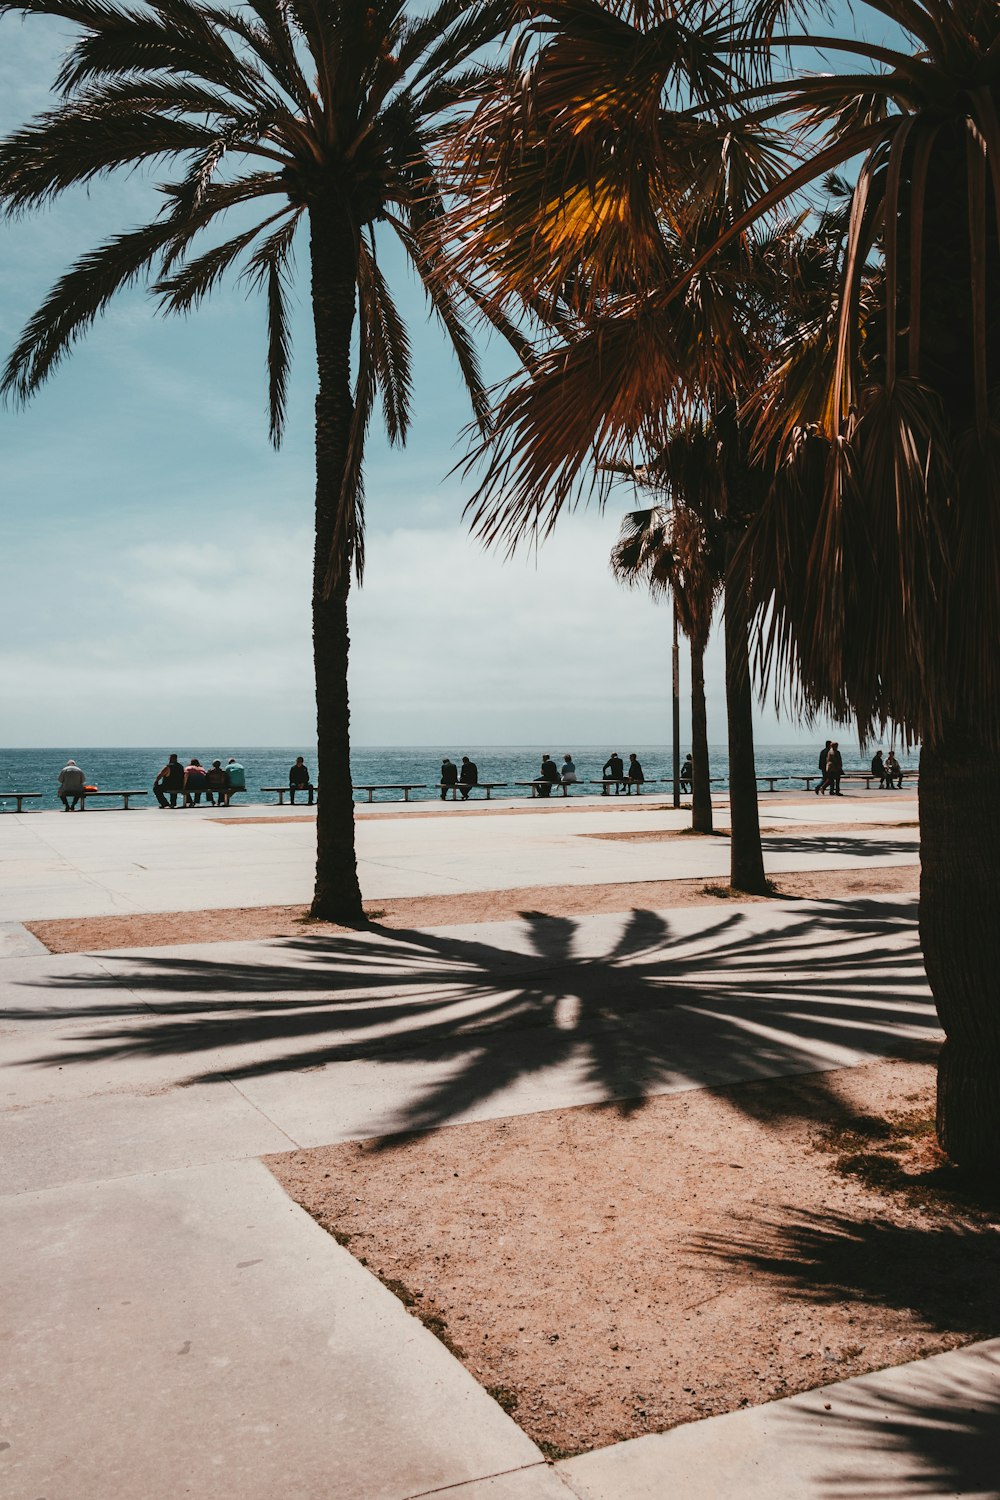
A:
[724, 567, 767, 893]
[920, 733, 1000, 1176]
[308, 203, 364, 923]
[690, 635, 713, 834]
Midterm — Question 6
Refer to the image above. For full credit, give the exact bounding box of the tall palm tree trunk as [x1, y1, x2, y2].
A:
[308, 204, 364, 923]
[724, 566, 767, 893]
[690, 634, 713, 834]
[920, 732, 1000, 1174]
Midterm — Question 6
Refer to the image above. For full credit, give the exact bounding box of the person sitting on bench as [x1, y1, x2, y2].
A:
[534, 754, 560, 797]
[459, 756, 478, 800]
[58, 758, 85, 811]
[602, 752, 625, 794]
[289, 756, 314, 805]
[626, 753, 645, 792]
[154, 754, 185, 808]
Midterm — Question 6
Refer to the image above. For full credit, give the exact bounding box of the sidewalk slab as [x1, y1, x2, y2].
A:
[2, 899, 938, 1154]
[557, 1338, 1000, 1500]
[0, 921, 47, 957]
[0, 1158, 541, 1500]
[425, 1469, 579, 1499]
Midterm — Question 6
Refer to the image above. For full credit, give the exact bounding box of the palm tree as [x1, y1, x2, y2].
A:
[0, 0, 510, 922]
[611, 492, 720, 834]
[459, 0, 1000, 1170]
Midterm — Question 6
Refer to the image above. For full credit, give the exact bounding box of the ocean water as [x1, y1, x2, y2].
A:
[0, 743, 920, 811]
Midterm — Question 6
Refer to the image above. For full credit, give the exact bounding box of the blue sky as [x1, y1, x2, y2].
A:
[0, 8, 878, 750]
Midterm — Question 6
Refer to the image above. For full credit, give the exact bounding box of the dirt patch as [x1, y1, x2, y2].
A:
[269, 1057, 1000, 1458]
[585, 822, 919, 842]
[26, 864, 920, 953]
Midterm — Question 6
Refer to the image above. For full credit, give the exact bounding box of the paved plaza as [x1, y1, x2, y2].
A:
[2, 793, 995, 1498]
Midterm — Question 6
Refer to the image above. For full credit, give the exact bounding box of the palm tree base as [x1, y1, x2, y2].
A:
[937, 1039, 1000, 1180]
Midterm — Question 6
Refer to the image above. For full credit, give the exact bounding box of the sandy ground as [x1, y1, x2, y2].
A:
[270, 1057, 1000, 1459]
[27, 863, 920, 953]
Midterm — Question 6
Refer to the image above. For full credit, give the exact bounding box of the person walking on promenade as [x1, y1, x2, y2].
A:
[184, 758, 207, 807]
[224, 757, 246, 806]
[153, 753, 185, 808]
[204, 760, 228, 807]
[626, 753, 645, 793]
[885, 749, 902, 789]
[535, 754, 560, 797]
[679, 753, 693, 794]
[871, 749, 886, 789]
[289, 756, 314, 805]
[57, 758, 85, 810]
[459, 756, 478, 800]
[440, 758, 458, 800]
[602, 752, 625, 795]
[561, 754, 578, 785]
[815, 740, 832, 794]
[828, 741, 844, 795]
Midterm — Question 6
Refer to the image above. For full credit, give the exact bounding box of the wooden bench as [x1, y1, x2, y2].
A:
[261, 785, 319, 805]
[515, 779, 576, 798]
[352, 784, 425, 804]
[0, 792, 42, 813]
[79, 790, 148, 810]
[438, 783, 507, 800]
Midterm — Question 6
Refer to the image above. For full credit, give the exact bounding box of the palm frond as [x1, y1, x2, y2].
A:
[2, 217, 180, 399]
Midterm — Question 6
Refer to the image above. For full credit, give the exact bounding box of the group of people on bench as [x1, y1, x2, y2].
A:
[153, 755, 246, 808]
[438, 751, 646, 800]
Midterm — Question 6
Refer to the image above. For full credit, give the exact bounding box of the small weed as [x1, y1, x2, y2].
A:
[486, 1384, 520, 1415]
[538, 1439, 580, 1462]
[363, 907, 386, 920]
[330, 1229, 353, 1247]
[419, 1311, 465, 1359]
[382, 1277, 416, 1307]
[835, 1151, 909, 1190]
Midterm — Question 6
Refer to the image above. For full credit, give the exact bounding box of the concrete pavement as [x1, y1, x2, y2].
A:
[0, 794, 920, 920]
[4, 796, 991, 1500]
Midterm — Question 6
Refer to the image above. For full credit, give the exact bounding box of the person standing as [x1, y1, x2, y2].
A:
[626, 753, 645, 793]
[57, 758, 85, 811]
[828, 741, 844, 795]
[561, 754, 578, 785]
[289, 756, 314, 805]
[224, 757, 246, 806]
[679, 753, 693, 794]
[440, 758, 458, 800]
[459, 755, 478, 800]
[602, 752, 625, 795]
[815, 740, 832, 795]
[153, 753, 185, 808]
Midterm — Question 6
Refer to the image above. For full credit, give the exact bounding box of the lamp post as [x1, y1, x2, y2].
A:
[672, 600, 681, 808]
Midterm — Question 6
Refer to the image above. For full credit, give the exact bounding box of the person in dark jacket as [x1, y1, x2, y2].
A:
[602, 752, 625, 795]
[871, 749, 886, 789]
[153, 753, 185, 808]
[459, 756, 478, 800]
[679, 754, 693, 794]
[827, 742, 844, 795]
[440, 758, 458, 800]
[626, 753, 645, 793]
[204, 760, 228, 807]
[289, 756, 314, 805]
[815, 740, 832, 795]
[534, 754, 560, 797]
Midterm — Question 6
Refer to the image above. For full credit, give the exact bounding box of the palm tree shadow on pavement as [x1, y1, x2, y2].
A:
[9, 898, 939, 1140]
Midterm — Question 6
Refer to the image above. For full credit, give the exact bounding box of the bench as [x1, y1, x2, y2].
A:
[515, 780, 576, 798]
[438, 783, 507, 800]
[79, 790, 148, 810]
[0, 792, 42, 813]
[790, 771, 917, 792]
[590, 778, 657, 795]
[262, 785, 319, 805]
[352, 784, 425, 804]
